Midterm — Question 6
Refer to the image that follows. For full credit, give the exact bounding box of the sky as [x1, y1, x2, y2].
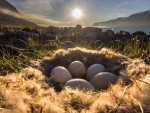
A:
[6, 0, 150, 26]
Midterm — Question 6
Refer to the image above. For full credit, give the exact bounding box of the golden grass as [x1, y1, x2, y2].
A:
[0, 47, 150, 113]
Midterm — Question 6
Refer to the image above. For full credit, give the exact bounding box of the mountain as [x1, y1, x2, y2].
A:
[93, 10, 150, 28]
[0, 0, 38, 27]
[0, 0, 18, 13]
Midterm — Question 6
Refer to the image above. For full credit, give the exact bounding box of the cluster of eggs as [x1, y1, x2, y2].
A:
[50, 61, 117, 91]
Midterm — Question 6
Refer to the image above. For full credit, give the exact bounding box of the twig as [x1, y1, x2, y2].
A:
[132, 97, 144, 113]
[113, 84, 132, 113]
[137, 79, 150, 86]
[130, 78, 142, 91]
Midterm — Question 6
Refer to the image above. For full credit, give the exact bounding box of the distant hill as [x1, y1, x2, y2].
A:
[93, 10, 150, 28]
[0, 0, 38, 27]
[0, 0, 18, 13]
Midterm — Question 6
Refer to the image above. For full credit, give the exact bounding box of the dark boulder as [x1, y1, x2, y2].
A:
[32, 29, 41, 35]
[22, 28, 32, 32]
[85, 33, 97, 43]
[68, 27, 75, 36]
[83, 27, 102, 36]
[2, 27, 9, 33]
[132, 31, 146, 37]
[96, 32, 110, 43]
[62, 27, 69, 36]
[41, 34, 56, 41]
[120, 30, 130, 38]
[45, 26, 56, 35]
[75, 24, 82, 33]
[131, 31, 148, 42]
[104, 30, 116, 41]
[1, 32, 15, 39]
[0, 45, 26, 55]
[42, 40, 56, 50]
[0, 26, 2, 33]
[64, 41, 74, 48]
[55, 27, 63, 35]
[15, 31, 39, 41]
[9, 38, 26, 48]
[105, 30, 115, 37]
[58, 36, 76, 42]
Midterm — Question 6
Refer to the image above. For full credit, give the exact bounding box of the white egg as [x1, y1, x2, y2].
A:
[65, 79, 95, 91]
[85, 64, 105, 81]
[90, 72, 117, 90]
[50, 66, 72, 84]
[68, 61, 86, 78]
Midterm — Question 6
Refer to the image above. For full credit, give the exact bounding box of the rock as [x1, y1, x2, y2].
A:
[43, 40, 55, 44]
[131, 31, 146, 37]
[63, 27, 69, 36]
[0, 45, 33, 55]
[50, 66, 72, 84]
[64, 41, 74, 48]
[103, 30, 116, 41]
[85, 32, 97, 43]
[119, 30, 130, 38]
[83, 27, 102, 36]
[90, 72, 117, 90]
[41, 34, 56, 41]
[1, 32, 15, 39]
[43, 40, 56, 50]
[22, 28, 32, 32]
[65, 79, 95, 91]
[9, 38, 26, 48]
[68, 61, 86, 78]
[96, 32, 108, 42]
[46, 26, 56, 35]
[85, 64, 105, 81]
[58, 36, 75, 42]
[105, 30, 115, 37]
[131, 31, 148, 43]
[75, 24, 82, 32]
[68, 27, 75, 35]
[16, 31, 39, 41]
[32, 29, 41, 35]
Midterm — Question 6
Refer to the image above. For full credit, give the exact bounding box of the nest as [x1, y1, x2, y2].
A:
[0, 47, 150, 113]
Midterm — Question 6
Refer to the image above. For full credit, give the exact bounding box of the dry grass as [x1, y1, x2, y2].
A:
[0, 47, 150, 113]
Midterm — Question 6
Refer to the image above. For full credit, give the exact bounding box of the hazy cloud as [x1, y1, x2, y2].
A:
[0, 8, 61, 26]
[114, 1, 130, 10]
[7, 0, 54, 15]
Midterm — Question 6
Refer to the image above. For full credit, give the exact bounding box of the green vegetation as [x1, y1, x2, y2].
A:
[110, 39, 150, 64]
[0, 37, 150, 76]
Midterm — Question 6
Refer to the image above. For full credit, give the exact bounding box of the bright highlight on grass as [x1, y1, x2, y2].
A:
[72, 8, 83, 19]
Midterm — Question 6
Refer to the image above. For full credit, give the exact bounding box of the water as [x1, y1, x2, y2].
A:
[101, 27, 150, 35]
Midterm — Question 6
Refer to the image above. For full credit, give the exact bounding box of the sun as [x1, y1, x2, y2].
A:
[72, 8, 83, 19]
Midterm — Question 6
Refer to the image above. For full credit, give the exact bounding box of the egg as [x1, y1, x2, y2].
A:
[65, 79, 95, 91]
[90, 72, 117, 90]
[85, 64, 105, 81]
[50, 66, 72, 84]
[68, 61, 86, 78]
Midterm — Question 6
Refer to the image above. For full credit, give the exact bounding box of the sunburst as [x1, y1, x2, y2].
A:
[72, 8, 83, 19]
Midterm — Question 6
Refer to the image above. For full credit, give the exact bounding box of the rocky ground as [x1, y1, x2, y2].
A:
[0, 25, 149, 56]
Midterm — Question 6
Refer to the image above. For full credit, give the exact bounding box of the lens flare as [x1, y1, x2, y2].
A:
[72, 9, 83, 19]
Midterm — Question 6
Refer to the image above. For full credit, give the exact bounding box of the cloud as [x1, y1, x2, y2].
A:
[0, 8, 61, 26]
[114, 1, 130, 10]
[7, 0, 54, 15]
[113, 0, 144, 11]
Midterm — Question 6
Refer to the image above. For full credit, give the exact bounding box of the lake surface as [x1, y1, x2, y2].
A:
[102, 27, 150, 35]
